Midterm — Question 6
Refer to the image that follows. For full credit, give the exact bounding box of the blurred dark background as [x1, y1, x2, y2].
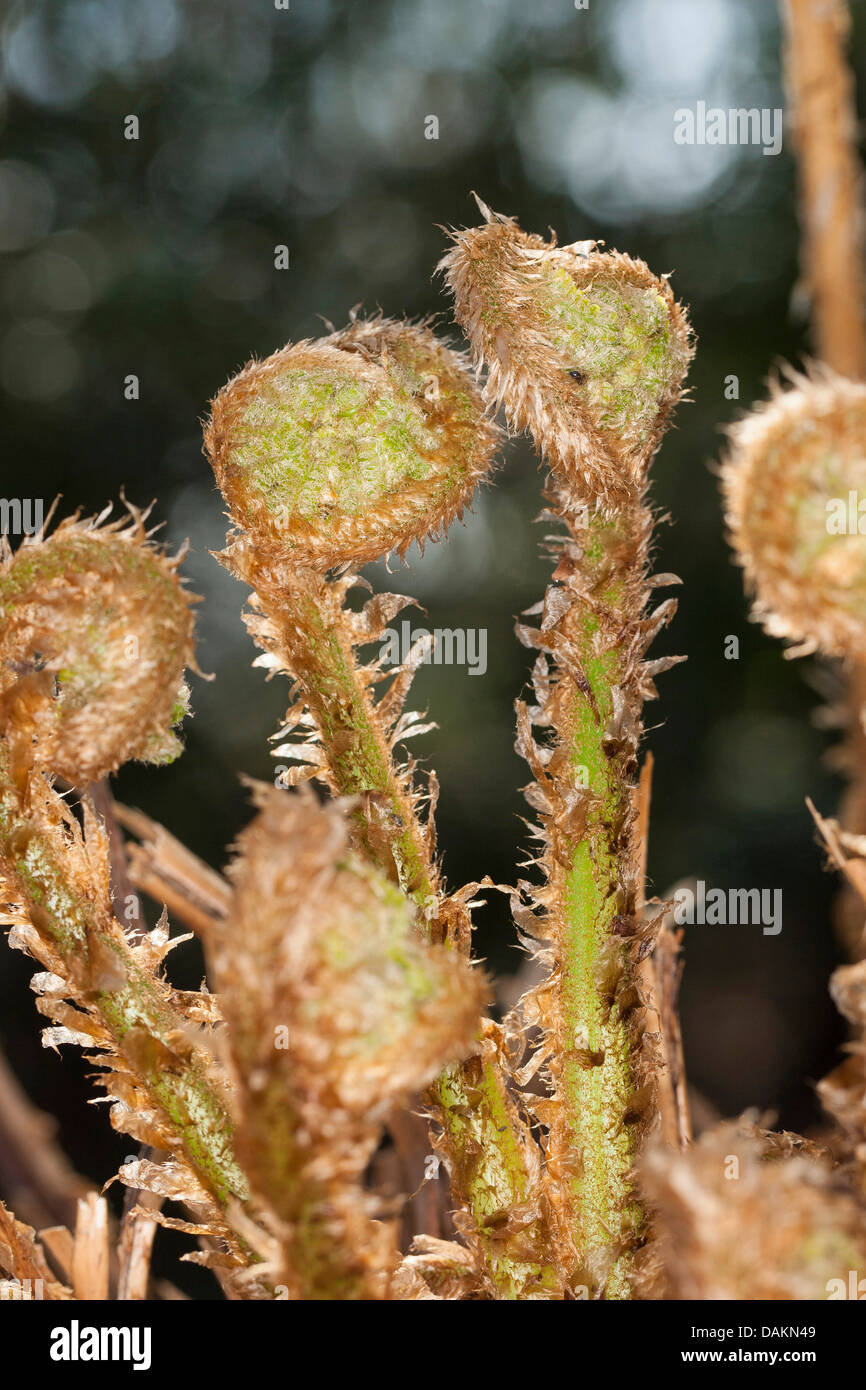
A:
[1, 0, 862, 1281]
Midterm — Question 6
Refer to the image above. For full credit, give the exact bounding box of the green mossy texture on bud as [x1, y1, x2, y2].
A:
[205, 315, 499, 568]
[0, 514, 195, 783]
[723, 372, 866, 663]
[439, 201, 693, 509]
[536, 264, 683, 453]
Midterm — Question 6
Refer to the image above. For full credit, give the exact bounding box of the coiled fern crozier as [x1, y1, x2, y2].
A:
[441, 201, 693, 1297]
[4, 199, 866, 1305]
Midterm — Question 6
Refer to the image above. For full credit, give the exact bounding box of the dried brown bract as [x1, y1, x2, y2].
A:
[0, 1198, 73, 1300]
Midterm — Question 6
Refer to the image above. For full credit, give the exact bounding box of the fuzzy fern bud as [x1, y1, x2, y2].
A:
[204, 316, 499, 569]
[217, 786, 485, 1120]
[0, 514, 195, 783]
[440, 199, 692, 508]
[209, 787, 486, 1298]
[723, 372, 866, 663]
[641, 1123, 866, 1300]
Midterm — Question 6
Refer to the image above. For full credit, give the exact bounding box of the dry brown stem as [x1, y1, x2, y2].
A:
[782, 0, 866, 378]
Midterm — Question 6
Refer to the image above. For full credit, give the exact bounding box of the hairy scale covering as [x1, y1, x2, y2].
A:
[439, 201, 692, 512]
[641, 1122, 866, 1300]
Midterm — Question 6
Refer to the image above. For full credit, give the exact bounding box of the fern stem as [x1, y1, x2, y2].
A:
[254, 571, 551, 1296]
[435, 1058, 555, 1298]
[0, 768, 247, 1210]
[547, 504, 644, 1297]
[205, 313, 553, 1294]
[276, 583, 437, 913]
[440, 204, 693, 1296]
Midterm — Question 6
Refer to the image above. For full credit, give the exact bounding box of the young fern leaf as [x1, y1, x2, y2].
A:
[208, 785, 485, 1299]
[207, 316, 498, 571]
[723, 370, 866, 664]
[440, 199, 690, 514]
[640, 1121, 866, 1300]
[442, 202, 693, 1298]
[722, 372, 866, 952]
[0, 513, 266, 1293]
[0, 510, 193, 786]
[724, 379, 866, 1253]
[206, 316, 496, 914]
[205, 317, 553, 1298]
